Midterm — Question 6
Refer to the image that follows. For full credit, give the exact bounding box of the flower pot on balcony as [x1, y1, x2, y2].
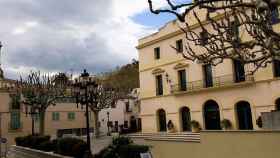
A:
[191, 120, 201, 133]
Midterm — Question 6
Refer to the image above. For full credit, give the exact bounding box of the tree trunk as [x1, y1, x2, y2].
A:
[93, 110, 100, 138]
[39, 111, 45, 135]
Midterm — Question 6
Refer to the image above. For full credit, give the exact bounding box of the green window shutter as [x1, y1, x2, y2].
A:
[68, 112, 75, 120]
[11, 111, 21, 129]
[52, 112, 60, 121]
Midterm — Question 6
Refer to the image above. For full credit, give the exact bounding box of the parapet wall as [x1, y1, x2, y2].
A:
[9, 145, 72, 158]
[138, 131, 280, 158]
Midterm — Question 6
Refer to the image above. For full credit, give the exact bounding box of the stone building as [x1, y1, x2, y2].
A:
[137, 9, 280, 133]
[98, 88, 141, 135]
[0, 71, 94, 147]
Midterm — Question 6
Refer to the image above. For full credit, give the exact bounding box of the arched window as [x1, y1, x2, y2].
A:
[157, 109, 167, 132]
[276, 98, 280, 111]
[204, 100, 221, 130]
[236, 101, 253, 130]
[180, 107, 191, 131]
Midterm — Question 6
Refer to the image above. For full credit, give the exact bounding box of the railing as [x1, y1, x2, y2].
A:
[171, 74, 254, 94]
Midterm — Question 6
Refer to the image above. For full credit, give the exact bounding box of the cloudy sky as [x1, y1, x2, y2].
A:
[0, 0, 177, 79]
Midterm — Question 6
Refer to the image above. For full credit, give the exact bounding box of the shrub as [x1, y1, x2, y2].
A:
[256, 116, 263, 128]
[38, 141, 55, 152]
[57, 137, 87, 158]
[220, 119, 232, 130]
[95, 136, 150, 158]
[15, 136, 25, 147]
[191, 120, 200, 129]
[15, 135, 51, 149]
[112, 136, 132, 146]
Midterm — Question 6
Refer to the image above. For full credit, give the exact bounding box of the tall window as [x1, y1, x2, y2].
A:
[236, 101, 253, 130]
[176, 39, 183, 52]
[68, 112, 75, 121]
[231, 21, 239, 38]
[276, 98, 280, 111]
[154, 47, 160, 59]
[272, 8, 280, 24]
[203, 64, 213, 88]
[157, 109, 167, 132]
[10, 94, 21, 130]
[125, 101, 130, 112]
[10, 111, 21, 130]
[52, 112, 60, 121]
[204, 100, 221, 130]
[181, 107, 191, 131]
[178, 69, 187, 91]
[156, 75, 163, 96]
[200, 30, 208, 45]
[233, 60, 245, 82]
[273, 59, 280, 77]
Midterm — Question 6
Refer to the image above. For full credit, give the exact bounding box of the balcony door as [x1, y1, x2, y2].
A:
[156, 75, 163, 96]
[178, 69, 187, 91]
[203, 64, 213, 88]
[157, 109, 167, 132]
[236, 101, 253, 130]
[273, 59, 280, 77]
[204, 100, 221, 130]
[233, 60, 245, 82]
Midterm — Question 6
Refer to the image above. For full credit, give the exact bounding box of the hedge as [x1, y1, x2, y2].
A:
[15, 135, 87, 158]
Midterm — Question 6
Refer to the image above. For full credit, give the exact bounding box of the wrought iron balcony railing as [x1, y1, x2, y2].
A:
[170, 74, 254, 94]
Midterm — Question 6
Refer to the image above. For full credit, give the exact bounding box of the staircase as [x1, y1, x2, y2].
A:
[127, 132, 200, 143]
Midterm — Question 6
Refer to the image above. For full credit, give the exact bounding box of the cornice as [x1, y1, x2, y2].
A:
[136, 13, 225, 49]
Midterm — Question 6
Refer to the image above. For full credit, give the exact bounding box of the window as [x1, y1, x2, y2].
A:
[176, 39, 183, 52]
[10, 111, 21, 130]
[154, 47, 160, 59]
[199, 30, 208, 45]
[68, 112, 75, 121]
[124, 121, 128, 128]
[203, 64, 213, 88]
[52, 112, 60, 121]
[157, 109, 167, 132]
[232, 21, 239, 37]
[233, 60, 245, 82]
[273, 59, 280, 77]
[272, 7, 280, 24]
[156, 75, 163, 96]
[178, 69, 187, 91]
[125, 102, 129, 112]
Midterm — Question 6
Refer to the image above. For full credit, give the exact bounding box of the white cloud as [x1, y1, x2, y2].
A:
[0, 0, 165, 79]
[12, 21, 39, 35]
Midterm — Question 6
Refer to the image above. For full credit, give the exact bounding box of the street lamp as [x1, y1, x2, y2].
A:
[106, 112, 110, 136]
[72, 69, 98, 158]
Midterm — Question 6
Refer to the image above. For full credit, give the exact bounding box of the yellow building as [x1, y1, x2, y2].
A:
[0, 76, 93, 147]
[137, 14, 280, 133]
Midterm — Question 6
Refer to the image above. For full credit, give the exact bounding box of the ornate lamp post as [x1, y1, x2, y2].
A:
[106, 112, 110, 136]
[24, 105, 40, 136]
[72, 69, 98, 158]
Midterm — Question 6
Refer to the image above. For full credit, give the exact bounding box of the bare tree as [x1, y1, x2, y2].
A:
[148, 0, 280, 73]
[72, 72, 126, 137]
[18, 71, 67, 135]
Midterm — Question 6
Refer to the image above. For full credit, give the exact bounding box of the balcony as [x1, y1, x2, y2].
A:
[171, 74, 254, 94]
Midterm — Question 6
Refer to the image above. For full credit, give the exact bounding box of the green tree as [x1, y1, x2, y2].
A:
[99, 59, 139, 94]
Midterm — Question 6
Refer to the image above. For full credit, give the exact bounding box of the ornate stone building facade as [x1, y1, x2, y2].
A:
[137, 15, 280, 133]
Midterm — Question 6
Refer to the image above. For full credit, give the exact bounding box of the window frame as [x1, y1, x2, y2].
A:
[155, 74, 163, 96]
[176, 39, 183, 52]
[154, 47, 161, 60]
